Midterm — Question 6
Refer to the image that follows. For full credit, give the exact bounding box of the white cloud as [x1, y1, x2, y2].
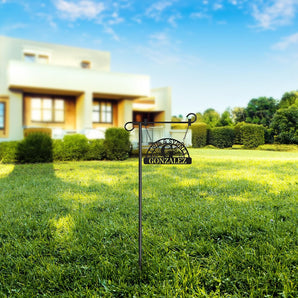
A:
[146, 1, 174, 20]
[190, 12, 209, 19]
[149, 32, 170, 46]
[104, 26, 120, 41]
[252, 0, 298, 30]
[136, 46, 180, 65]
[108, 12, 124, 25]
[213, 3, 223, 10]
[55, 0, 105, 21]
[272, 32, 298, 50]
[229, 0, 238, 5]
[168, 13, 181, 27]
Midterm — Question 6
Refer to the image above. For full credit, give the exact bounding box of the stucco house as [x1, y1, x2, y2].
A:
[0, 35, 172, 145]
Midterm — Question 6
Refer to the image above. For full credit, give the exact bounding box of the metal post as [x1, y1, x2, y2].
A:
[138, 122, 142, 271]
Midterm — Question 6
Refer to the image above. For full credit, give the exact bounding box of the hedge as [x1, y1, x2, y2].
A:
[234, 122, 245, 144]
[0, 141, 18, 163]
[16, 132, 53, 163]
[208, 127, 235, 148]
[191, 122, 208, 148]
[104, 128, 131, 160]
[240, 123, 265, 148]
[62, 134, 89, 161]
[85, 139, 105, 160]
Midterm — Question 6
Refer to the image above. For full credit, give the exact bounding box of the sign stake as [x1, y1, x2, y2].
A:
[124, 113, 197, 271]
[138, 122, 143, 271]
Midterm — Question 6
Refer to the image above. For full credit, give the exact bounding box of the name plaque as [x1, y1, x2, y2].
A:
[144, 138, 192, 165]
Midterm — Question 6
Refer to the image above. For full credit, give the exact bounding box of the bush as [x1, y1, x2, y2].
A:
[171, 123, 188, 130]
[270, 105, 298, 144]
[16, 133, 53, 163]
[240, 124, 265, 148]
[53, 139, 65, 161]
[191, 122, 208, 148]
[24, 127, 52, 138]
[234, 122, 245, 144]
[264, 127, 274, 144]
[62, 134, 89, 161]
[0, 141, 19, 163]
[104, 128, 130, 160]
[208, 127, 235, 148]
[86, 139, 105, 160]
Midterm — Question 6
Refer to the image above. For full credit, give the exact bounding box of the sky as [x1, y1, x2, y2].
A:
[1, 0, 298, 117]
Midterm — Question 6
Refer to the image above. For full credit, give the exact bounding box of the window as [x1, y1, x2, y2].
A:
[93, 101, 112, 123]
[81, 61, 91, 69]
[38, 55, 49, 64]
[133, 112, 155, 123]
[31, 97, 65, 122]
[24, 53, 36, 62]
[0, 102, 5, 129]
[24, 52, 49, 64]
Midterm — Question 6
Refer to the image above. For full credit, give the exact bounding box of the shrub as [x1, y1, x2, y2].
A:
[0, 141, 19, 163]
[16, 133, 53, 163]
[264, 127, 274, 144]
[191, 122, 208, 148]
[53, 139, 65, 161]
[104, 128, 130, 160]
[86, 139, 105, 160]
[234, 122, 245, 144]
[24, 127, 52, 138]
[270, 105, 298, 144]
[208, 127, 235, 148]
[62, 134, 89, 161]
[171, 123, 188, 130]
[240, 124, 265, 148]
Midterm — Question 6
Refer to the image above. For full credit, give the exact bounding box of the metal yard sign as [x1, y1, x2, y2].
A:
[124, 113, 196, 271]
[144, 138, 192, 164]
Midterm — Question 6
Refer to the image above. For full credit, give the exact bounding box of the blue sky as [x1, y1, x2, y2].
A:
[1, 0, 298, 117]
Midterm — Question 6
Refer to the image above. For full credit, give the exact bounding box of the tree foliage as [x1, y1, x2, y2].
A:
[244, 97, 278, 127]
[232, 107, 245, 123]
[216, 109, 233, 127]
[270, 105, 298, 144]
[203, 108, 220, 128]
[279, 91, 298, 109]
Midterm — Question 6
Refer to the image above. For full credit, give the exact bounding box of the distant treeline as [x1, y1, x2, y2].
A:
[172, 90, 298, 145]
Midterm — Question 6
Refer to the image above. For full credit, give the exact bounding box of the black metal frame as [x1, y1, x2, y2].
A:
[124, 113, 197, 271]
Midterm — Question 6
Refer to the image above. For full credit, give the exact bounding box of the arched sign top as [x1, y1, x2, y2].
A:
[144, 138, 191, 164]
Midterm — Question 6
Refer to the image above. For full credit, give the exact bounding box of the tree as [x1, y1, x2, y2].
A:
[171, 115, 182, 122]
[195, 112, 204, 122]
[232, 107, 245, 123]
[278, 91, 298, 109]
[203, 108, 220, 128]
[244, 97, 278, 127]
[270, 104, 298, 144]
[216, 109, 233, 127]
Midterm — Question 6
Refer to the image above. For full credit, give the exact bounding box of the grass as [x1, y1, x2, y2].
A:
[0, 149, 297, 297]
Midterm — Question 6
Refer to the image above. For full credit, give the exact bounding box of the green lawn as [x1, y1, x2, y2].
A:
[0, 149, 297, 297]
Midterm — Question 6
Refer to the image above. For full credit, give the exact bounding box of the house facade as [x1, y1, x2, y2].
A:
[0, 35, 172, 144]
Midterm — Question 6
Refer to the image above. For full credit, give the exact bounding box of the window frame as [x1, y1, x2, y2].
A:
[0, 102, 5, 130]
[92, 100, 113, 124]
[81, 60, 91, 69]
[23, 50, 50, 64]
[0, 97, 9, 138]
[30, 96, 65, 123]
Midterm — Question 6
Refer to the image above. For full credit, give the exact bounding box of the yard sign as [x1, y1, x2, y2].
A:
[124, 113, 197, 271]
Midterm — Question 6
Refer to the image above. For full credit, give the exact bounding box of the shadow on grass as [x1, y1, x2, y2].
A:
[0, 162, 140, 296]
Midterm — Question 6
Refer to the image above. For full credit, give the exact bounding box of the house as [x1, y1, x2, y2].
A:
[0, 35, 172, 145]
